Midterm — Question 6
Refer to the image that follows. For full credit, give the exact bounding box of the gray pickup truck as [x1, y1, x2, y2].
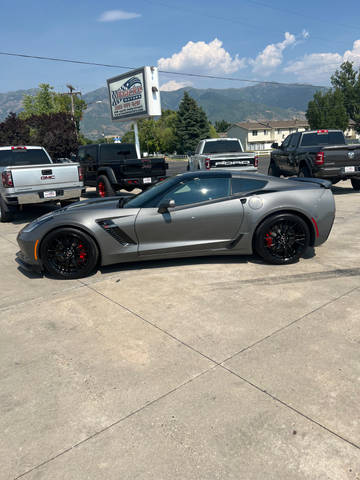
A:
[269, 129, 360, 190]
[188, 138, 258, 172]
[0, 146, 83, 222]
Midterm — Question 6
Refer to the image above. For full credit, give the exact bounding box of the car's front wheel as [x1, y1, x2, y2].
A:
[254, 213, 310, 265]
[40, 227, 99, 279]
[267, 161, 280, 177]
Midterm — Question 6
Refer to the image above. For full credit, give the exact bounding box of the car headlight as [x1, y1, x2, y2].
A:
[22, 215, 54, 233]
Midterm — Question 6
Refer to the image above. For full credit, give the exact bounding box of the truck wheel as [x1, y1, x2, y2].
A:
[254, 213, 310, 265]
[0, 197, 16, 223]
[299, 164, 311, 177]
[351, 178, 360, 191]
[268, 161, 280, 177]
[96, 175, 115, 198]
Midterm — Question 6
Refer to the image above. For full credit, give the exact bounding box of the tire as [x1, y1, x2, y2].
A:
[298, 164, 311, 178]
[96, 175, 115, 198]
[268, 161, 280, 177]
[60, 198, 80, 208]
[40, 227, 99, 279]
[254, 213, 310, 265]
[0, 196, 16, 223]
[351, 178, 360, 191]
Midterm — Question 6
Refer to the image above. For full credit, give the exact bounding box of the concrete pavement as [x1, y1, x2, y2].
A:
[0, 173, 359, 479]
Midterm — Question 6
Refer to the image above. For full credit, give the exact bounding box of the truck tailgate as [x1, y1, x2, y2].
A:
[208, 154, 256, 168]
[323, 145, 360, 169]
[10, 164, 81, 191]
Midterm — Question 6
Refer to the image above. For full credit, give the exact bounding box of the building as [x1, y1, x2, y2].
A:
[227, 120, 308, 153]
[227, 119, 359, 153]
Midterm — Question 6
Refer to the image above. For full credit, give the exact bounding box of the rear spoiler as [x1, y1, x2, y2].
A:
[288, 177, 332, 189]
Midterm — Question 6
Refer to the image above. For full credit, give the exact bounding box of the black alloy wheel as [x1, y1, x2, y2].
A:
[351, 178, 360, 191]
[0, 197, 16, 223]
[96, 175, 115, 198]
[268, 162, 280, 177]
[255, 213, 310, 265]
[40, 227, 99, 279]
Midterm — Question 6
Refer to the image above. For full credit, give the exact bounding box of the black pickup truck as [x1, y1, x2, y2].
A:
[268, 129, 360, 190]
[77, 143, 168, 197]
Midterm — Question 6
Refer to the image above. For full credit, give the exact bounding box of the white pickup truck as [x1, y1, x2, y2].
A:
[0, 146, 83, 222]
[188, 138, 258, 172]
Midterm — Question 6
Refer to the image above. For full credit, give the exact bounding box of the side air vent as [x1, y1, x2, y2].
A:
[97, 219, 137, 246]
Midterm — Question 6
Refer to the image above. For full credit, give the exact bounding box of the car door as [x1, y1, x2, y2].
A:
[277, 134, 292, 173]
[286, 132, 301, 174]
[81, 145, 98, 186]
[135, 175, 244, 256]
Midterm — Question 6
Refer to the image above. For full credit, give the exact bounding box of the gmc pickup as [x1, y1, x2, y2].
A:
[269, 129, 360, 190]
[188, 138, 258, 172]
[0, 146, 83, 222]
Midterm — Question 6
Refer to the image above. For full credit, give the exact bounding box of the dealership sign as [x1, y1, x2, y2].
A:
[107, 66, 161, 122]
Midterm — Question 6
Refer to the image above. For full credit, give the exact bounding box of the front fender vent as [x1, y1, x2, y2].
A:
[97, 219, 137, 246]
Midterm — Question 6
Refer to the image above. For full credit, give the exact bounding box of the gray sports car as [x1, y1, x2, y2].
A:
[16, 171, 335, 279]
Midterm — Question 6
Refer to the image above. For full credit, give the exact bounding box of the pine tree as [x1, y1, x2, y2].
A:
[175, 92, 211, 154]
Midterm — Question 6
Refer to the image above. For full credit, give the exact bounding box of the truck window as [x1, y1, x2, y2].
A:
[202, 140, 243, 154]
[281, 135, 292, 149]
[300, 131, 346, 147]
[99, 144, 137, 162]
[0, 149, 51, 167]
[289, 133, 301, 148]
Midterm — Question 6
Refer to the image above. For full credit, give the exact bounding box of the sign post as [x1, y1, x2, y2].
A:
[107, 66, 161, 159]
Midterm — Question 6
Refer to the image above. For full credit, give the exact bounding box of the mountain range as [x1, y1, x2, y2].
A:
[0, 83, 325, 139]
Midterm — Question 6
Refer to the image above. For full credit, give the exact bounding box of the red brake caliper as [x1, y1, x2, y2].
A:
[77, 243, 87, 263]
[265, 232, 273, 247]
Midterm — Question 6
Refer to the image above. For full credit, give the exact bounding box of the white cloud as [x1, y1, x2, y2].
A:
[158, 39, 245, 74]
[284, 40, 360, 83]
[160, 80, 193, 91]
[98, 10, 141, 22]
[249, 32, 296, 75]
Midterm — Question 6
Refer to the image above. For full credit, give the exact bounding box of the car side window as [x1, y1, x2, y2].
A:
[159, 177, 230, 207]
[282, 135, 291, 149]
[289, 133, 300, 149]
[231, 178, 267, 194]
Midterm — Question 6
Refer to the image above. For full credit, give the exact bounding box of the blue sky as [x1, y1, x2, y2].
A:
[1, 0, 359, 94]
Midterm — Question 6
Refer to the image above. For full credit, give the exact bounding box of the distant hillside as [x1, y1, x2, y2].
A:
[0, 83, 326, 139]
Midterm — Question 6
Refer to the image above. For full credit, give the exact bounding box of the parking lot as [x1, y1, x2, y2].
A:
[1, 158, 360, 479]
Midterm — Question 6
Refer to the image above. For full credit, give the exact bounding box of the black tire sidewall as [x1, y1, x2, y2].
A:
[254, 213, 310, 265]
[96, 175, 115, 197]
[0, 196, 14, 222]
[268, 162, 280, 177]
[351, 178, 360, 190]
[40, 227, 99, 279]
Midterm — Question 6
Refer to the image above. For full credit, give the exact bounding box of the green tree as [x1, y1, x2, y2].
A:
[214, 120, 231, 133]
[174, 92, 211, 153]
[331, 61, 360, 133]
[306, 89, 349, 131]
[21, 83, 86, 132]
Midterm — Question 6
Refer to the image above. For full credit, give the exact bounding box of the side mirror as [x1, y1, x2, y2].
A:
[271, 142, 279, 149]
[158, 199, 175, 214]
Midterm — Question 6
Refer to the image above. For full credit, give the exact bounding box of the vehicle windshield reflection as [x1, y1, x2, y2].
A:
[123, 177, 178, 208]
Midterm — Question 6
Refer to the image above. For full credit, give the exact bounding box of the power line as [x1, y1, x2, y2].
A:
[0, 51, 328, 89]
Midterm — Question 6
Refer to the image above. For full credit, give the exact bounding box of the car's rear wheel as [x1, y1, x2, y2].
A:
[268, 161, 280, 177]
[0, 197, 16, 222]
[254, 213, 310, 265]
[40, 227, 99, 279]
[96, 175, 115, 198]
[351, 178, 360, 191]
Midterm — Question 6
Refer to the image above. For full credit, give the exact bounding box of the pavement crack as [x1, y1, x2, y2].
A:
[221, 364, 360, 451]
[220, 285, 360, 365]
[14, 366, 217, 479]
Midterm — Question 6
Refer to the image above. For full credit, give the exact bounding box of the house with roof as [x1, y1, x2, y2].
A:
[226, 119, 358, 153]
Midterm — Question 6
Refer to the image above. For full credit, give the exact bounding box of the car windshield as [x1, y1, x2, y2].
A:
[124, 176, 179, 208]
[301, 131, 345, 146]
[202, 140, 243, 154]
[0, 149, 51, 166]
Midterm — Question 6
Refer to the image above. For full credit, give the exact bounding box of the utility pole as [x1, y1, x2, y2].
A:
[61, 84, 81, 136]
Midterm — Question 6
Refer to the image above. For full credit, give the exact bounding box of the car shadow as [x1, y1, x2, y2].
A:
[331, 185, 358, 195]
